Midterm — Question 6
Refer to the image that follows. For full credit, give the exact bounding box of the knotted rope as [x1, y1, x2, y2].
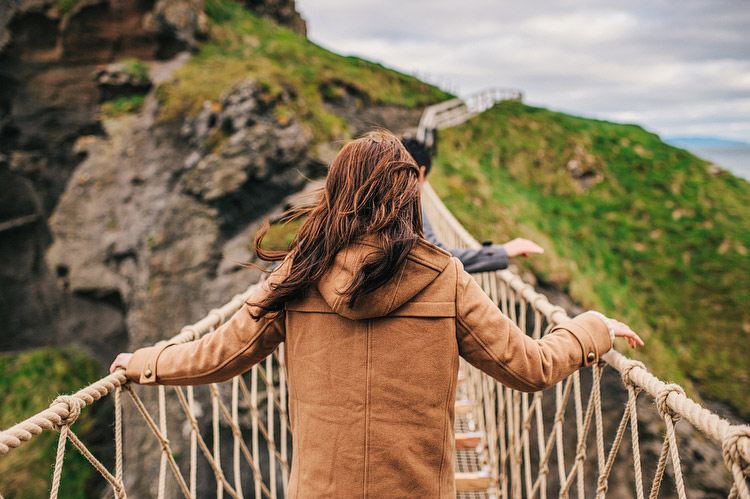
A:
[47, 387, 128, 499]
[50, 396, 82, 430]
[723, 426, 750, 499]
[2, 170, 749, 499]
[0, 372, 127, 454]
[422, 181, 750, 497]
[655, 383, 686, 422]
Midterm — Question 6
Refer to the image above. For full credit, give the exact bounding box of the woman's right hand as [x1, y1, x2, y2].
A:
[612, 320, 644, 349]
[109, 353, 133, 374]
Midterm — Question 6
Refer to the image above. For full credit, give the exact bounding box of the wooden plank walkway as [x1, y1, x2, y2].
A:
[455, 364, 495, 498]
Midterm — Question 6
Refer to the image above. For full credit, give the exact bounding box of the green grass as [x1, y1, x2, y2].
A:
[57, 0, 84, 14]
[100, 95, 146, 117]
[0, 348, 109, 498]
[428, 100, 750, 418]
[156, 0, 452, 141]
[118, 57, 150, 82]
[261, 217, 306, 251]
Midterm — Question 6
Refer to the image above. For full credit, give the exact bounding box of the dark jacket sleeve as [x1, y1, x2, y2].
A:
[422, 207, 508, 273]
[453, 259, 611, 392]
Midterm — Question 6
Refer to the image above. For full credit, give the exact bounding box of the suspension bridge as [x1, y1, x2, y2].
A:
[0, 89, 748, 499]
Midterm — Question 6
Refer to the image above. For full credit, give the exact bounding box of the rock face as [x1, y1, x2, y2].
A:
[95, 61, 153, 102]
[0, 0, 303, 359]
[45, 77, 313, 496]
[47, 77, 312, 357]
[180, 79, 314, 234]
[0, 2, 732, 498]
[0, 0, 207, 358]
[242, 0, 306, 35]
[0, 157, 60, 353]
[0, 0, 208, 217]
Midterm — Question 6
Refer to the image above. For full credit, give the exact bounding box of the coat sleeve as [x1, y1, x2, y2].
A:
[125, 290, 285, 386]
[422, 208, 508, 272]
[454, 259, 611, 392]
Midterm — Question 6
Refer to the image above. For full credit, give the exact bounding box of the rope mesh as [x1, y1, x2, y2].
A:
[2, 120, 749, 499]
[421, 181, 750, 498]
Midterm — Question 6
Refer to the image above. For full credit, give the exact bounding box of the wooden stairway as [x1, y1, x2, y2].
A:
[454, 364, 495, 499]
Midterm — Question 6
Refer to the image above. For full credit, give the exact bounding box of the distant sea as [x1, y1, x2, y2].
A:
[665, 137, 750, 182]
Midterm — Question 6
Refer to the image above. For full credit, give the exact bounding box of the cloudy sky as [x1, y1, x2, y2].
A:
[296, 0, 750, 143]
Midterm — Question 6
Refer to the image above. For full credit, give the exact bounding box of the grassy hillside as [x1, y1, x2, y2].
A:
[0, 348, 109, 498]
[155, 0, 451, 141]
[429, 100, 750, 418]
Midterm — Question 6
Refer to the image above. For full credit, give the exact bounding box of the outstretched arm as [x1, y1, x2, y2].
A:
[453, 259, 642, 392]
[110, 274, 288, 385]
[423, 208, 544, 273]
[422, 208, 509, 272]
[119, 304, 285, 386]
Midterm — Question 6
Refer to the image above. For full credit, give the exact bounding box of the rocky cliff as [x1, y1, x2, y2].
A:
[1, 1, 732, 497]
[0, 1, 428, 495]
[0, 0, 305, 359]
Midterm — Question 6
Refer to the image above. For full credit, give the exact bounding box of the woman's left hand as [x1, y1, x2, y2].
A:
[612, 320, 645, 349]
[109, 353, 133, 374]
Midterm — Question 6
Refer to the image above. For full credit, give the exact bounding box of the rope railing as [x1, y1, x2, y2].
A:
[1, 183, 748, 498]
[1, 95, 748, 498]
[0, 284, 292, 499]
[421, 180, 750, 499]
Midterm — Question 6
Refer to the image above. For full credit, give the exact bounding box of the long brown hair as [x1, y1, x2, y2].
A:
[249, 129, 423, 318]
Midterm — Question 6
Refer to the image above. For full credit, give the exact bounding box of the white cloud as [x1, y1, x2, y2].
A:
[521, 11, 637, 43]
[296, 0, 750, 142]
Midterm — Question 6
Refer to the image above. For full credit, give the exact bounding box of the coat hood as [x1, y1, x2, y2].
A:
[316, 237, 453, 320]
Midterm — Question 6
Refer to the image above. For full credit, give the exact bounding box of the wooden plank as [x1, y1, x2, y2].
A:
[454, 472, 492, 491]
[455, 401, 475, 415]
[455, 432, 483, 450]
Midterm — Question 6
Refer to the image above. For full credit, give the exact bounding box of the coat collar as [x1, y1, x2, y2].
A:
[316, 236, 452, 320]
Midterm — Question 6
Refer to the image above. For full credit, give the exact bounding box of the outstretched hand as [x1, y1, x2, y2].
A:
[612, 320, 645, 349]
[503, 238, 544, 258]
[109, 353, 133, 374]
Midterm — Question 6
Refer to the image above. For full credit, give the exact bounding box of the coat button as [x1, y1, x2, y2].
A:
[144, 368, 153, 378]
[586, 352, 596, 363]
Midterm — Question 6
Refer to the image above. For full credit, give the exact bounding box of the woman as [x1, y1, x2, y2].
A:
[110, 129, 642, 498]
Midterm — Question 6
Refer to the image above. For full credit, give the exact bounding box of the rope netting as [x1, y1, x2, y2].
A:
[421, 181, 750, 499]
[1, 112, 748, 497]
[0, 288, 289, 499]
[1, 182, 747, 498]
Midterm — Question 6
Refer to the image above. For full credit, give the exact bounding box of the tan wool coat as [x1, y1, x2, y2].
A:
[126, 237, 612, 498]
